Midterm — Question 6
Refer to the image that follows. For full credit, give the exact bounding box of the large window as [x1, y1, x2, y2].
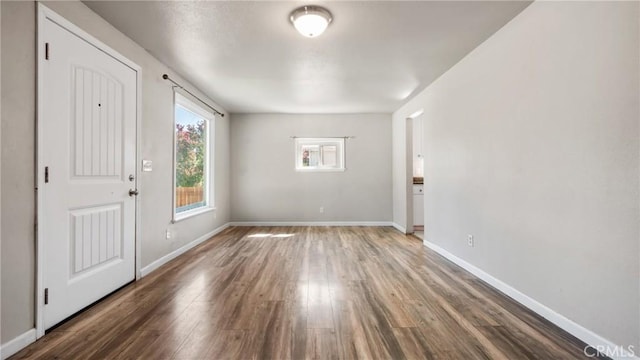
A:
[173, 93, 214, 221]
[295, 137, 345, 171]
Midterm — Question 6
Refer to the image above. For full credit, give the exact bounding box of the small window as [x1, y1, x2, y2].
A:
[173, 93, 214, 221]
[295, 137, 345, 171]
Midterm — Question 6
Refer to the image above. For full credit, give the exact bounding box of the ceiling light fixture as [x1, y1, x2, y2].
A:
[289, 5, 333, 38]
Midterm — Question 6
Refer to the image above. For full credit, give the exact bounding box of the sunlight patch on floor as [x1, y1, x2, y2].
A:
[248, 233, 296, 238]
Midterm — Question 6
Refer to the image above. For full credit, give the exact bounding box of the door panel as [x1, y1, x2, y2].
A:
[69, 204, 122, 276]
[40, 16, 137, 330]
[71, 66, 123, 179]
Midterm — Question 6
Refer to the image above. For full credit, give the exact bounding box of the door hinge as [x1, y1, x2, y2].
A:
[45, 166, 49, 183]
[44, 288, 49, 305]
[45, 42, 49, 60]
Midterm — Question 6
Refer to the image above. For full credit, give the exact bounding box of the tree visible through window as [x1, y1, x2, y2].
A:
[174, 93, 213, 218]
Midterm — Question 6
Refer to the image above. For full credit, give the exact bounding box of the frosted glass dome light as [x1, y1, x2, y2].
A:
[290, 6, 333, 38]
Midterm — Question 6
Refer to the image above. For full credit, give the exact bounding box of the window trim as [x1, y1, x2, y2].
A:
[294, 137, 346, 172]
[172, 92, 215, 222]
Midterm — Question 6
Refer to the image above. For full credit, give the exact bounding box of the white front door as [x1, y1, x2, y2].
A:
[39, 12, 137, 329]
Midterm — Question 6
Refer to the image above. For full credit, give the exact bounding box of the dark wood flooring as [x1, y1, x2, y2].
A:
[13, 226, 596, 359]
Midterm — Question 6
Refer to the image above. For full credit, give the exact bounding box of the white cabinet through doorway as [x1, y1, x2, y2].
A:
[413, 184, 424, 227]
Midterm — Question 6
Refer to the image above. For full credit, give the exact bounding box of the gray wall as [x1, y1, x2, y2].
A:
[1, 1, 37, 345]
[230, 114, 392, 222]
[393, 1, 639, 350]
[0, 0, 2, 346]
[1, 1, 230, 343]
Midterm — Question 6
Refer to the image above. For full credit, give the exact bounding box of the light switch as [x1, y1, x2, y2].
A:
[142, 160, 153, 172]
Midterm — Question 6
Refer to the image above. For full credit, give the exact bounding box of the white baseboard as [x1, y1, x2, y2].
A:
[392, 222, 407, 234]
[140, 223, 230, 277]
[228, 221, 393, 227]
[423, 240, 638, 360]
[1, 328, 36, 360]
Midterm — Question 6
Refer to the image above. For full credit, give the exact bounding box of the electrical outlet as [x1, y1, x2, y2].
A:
[319, 207, 324, 213]
[467, 234, 474, 247]
[166, 230, 171, 240]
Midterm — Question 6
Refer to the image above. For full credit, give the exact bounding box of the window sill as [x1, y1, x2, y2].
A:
[295, 168, 346, 172]
[172, 206, 216, 223]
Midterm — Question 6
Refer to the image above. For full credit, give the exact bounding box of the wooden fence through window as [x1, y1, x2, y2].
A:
[176, 187, 204, 207]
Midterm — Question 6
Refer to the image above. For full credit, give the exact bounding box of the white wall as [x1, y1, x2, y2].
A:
[230, 113, 392, 223]
[394, 0, 639, 351]
[1, 1, 230, 344]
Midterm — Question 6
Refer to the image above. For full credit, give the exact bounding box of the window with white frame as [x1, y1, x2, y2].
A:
[173, 92, 214, 220]
[295, 137, 345, 171]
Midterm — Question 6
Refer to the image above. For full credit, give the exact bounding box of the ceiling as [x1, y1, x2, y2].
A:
[84, 1, 531, 114]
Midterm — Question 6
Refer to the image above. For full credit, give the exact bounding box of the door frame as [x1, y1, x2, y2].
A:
[405, 117, 414, 233]
[36, 3, 142, 339]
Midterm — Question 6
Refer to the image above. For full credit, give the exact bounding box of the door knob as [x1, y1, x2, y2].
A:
[129, 189, 139, 197]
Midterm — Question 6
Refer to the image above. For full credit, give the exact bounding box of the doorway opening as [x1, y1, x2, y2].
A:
[406, 110, 424, 238]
